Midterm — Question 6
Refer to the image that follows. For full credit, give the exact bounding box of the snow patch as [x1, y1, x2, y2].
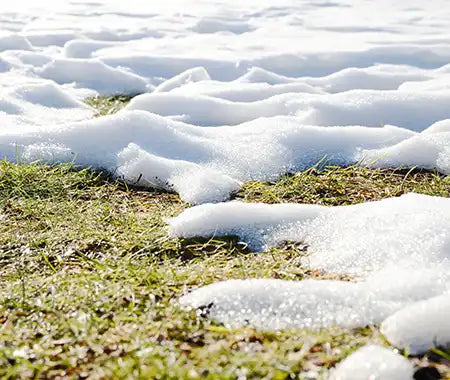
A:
[179, 267, 449, 330]
[169, 194, 450, 275]
[381, 293, 450, 355]
[330, 345, 414, 380]
[0, 111, 421, 203]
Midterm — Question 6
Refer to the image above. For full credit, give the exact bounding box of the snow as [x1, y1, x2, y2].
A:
[179, 267, 449, 330]
[381, 293, 450, 355]
[169, 194, 450, 274]
[0, 111, 425, 203]
[35, 58, 149, 95]
[173, 194, 450, 330]
[126, 88, 450, 130]
[0, 82, 93, 128]
[153, 67, 211, 93]
[0, 34, 32, 52]
[0, 1, 449, 371]
[329, 345, 414, 380]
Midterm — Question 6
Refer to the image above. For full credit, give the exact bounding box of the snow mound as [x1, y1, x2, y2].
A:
[0, 110, 422, 203]
[381, 293, 450, 355]
[168, 78, 322, 102]
[330, 345, 414, 380]
[237, 67, 296, 85]
[12, 82, 88, 109]
[153, 67, 211, 93]
[64, 39, 116, 59]
[179, 267, 449, 330]
[0, 82, 93, 127]
[0, 34, 32, 52]
[169, 194, 450, 274]
[116, 143, 241, 204]
[361, 131, 450, 174]
[127, 88, 450, 131]
[125, 92, 296, 126]
[35, 58, 148, 95]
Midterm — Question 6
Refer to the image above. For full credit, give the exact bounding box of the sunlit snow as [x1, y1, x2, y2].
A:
[1, 0, 449, 374]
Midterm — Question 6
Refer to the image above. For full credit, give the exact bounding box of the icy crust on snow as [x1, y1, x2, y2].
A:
[381, 294, 450, 355]
[329, 345, 414, 380]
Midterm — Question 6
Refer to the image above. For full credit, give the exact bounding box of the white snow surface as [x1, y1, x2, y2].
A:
[0, 0, 450, 191]
[381, 293, 450, 355]
[174, 194, 450, 330]
[2, 109, 436, 204]
[169, 194, 450, 274]
[329, 345, 414, 380]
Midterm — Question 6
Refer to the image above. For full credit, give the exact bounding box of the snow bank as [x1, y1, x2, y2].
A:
[35, 58, 148, 95]
[330, 345, 414, 380]
[381, 294, 450, 355]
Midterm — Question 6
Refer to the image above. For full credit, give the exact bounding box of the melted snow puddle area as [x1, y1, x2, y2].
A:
[1, 0, 450, 375]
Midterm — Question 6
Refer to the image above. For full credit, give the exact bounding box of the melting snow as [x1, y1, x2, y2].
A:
[0, 1, 449, 197]
[173, 194, 450, 332]
[329, 345, 414, 380]
[1, 0, 450, 373]
[381, 293, 450, 355]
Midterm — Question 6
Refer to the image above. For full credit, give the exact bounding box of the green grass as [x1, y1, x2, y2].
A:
[0, 97, 448, 379]
[85, 95, 135, 117]
[237, 165, 450, 205]
[0, 161, 449, 379]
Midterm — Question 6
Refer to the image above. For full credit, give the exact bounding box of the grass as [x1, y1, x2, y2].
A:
[85, 95, 135, 117]
[0, 96, 448, 379]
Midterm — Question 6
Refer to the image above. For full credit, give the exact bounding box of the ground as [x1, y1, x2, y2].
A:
[0, 98, 448, 379]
